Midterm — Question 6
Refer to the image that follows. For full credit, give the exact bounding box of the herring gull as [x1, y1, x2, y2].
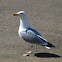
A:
[13, 11, 55, 56]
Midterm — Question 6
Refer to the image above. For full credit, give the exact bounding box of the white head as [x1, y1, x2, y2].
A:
[13, 11, 29, 29]
[13, 11, 26, 19]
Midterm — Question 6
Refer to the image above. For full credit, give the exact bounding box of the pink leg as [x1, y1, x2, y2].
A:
[23, 45, 33, 56]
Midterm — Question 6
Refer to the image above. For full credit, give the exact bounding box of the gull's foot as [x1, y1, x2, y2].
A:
[23, 53, 29, 56]
[26, 51, 32, 54]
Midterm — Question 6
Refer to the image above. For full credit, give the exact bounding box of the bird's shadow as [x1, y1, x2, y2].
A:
[34, 52, 61, 58]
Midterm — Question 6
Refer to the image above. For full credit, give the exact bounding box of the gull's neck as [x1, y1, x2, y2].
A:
[19, 17, 30, 32]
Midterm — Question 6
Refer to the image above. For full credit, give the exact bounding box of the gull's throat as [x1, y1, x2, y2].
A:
[20, 18, 29, 29]
[19, 18, 30, 32]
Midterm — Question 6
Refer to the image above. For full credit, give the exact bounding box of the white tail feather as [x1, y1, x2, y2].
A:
[45, 46, 51, 49]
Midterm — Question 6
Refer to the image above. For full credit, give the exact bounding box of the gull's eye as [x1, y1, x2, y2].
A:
[20, 13, 23, 14]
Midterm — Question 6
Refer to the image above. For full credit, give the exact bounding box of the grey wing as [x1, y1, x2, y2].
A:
[20, 28, 55, 49]
[20, 28, 47, 45]
[20, 30, 40, 44]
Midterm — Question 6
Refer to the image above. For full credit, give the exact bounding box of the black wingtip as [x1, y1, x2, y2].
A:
[46, 42, 55, 48]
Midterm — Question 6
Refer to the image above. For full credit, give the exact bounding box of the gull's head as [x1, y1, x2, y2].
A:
[13, 11, 26, 18]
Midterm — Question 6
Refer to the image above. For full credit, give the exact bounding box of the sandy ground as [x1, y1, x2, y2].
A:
[0, 0, 62, 62]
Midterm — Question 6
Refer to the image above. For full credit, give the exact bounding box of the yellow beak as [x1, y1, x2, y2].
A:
[13, 13, 18, 16]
